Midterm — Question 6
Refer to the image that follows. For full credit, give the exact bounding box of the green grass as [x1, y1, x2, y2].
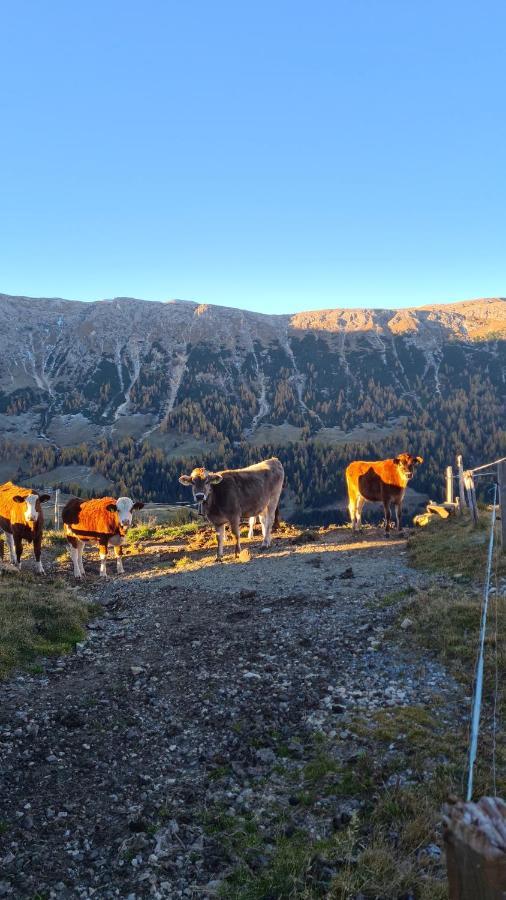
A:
[0, 573, 95, 678]
[407, 513, 506, 580]
[406, 512, 506, 795]
[125, 521, 200, 544]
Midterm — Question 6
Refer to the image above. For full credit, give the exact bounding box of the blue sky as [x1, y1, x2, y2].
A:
[1, 1, 505, 313]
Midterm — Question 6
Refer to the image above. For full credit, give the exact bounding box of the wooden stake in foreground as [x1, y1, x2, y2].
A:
[443, 797, 506, 899]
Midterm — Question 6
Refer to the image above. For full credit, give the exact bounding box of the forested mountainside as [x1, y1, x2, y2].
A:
[0, 294, 504, 517]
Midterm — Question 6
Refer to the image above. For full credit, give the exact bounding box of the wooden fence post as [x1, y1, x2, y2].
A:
[499, 461, 506, 554]
[457, 455, 468, 513]
[54, 488, 60, 530]
[446, 466, 454, 504]
[464, 471, 479, 525]
[443, 797, 506, 899]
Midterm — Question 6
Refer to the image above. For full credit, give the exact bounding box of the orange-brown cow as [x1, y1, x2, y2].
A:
[62, 496, 144, 578]
[345, 453, 423, 535]
[0, 481, 50, 573]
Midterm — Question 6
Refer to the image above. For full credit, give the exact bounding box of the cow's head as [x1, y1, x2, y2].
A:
[393, 453, 424, 481]
[12, 491, 50, 528]
[179, 467, 223, 507]
[106, 497, 145, 535]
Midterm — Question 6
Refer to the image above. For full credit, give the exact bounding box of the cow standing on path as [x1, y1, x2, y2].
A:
[62, 496, 144, 578]
[179, 457, 284, 560]
[0, 481, 50, 573]
[346, 453, 423, 535]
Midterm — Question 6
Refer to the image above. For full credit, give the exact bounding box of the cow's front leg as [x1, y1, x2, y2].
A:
[230, 518, 242, 557]
[5, 532, 17, 566]
[113, 544, 124, 575]
[33, 535, 45, 575]
[215, 524, 226, 561]
[68, 538, 82, 578]
[99, 540, 108, 577]
[77, 540, 85, 576]
[248, 517, 256, 540]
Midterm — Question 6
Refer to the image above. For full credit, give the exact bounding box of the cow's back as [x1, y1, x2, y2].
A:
[63, 497, 118, 536]
[210, 458, 283, 520]
[0, 481, 31, 526]
[346, 459, 404, 502]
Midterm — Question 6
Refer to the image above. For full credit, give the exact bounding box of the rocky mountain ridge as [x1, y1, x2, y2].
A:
[0, 294, 504, 451]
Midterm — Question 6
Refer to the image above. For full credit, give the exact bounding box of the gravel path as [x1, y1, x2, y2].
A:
[0, 527, 463, 898]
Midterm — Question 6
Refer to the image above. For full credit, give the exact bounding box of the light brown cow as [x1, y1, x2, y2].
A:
[346, 453, 423, 535]
[179, 457, 284, 559]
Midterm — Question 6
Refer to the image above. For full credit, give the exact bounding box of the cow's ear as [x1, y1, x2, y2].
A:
[38, 494, 50, 503]
[416, 456, 423, 465]
[393, 457, 401, 466]
[209, 474, 223, 485]
[12, 495, 26, 503]
[179, 475, 192, 486]
[131, 502, 144, 511]
[106, 503, 118, 512]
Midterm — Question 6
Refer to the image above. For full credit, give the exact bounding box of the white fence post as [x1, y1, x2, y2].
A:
[54, 488, 60, 530]
[446, 466, 454, 504]
[464, 471, 478, 525]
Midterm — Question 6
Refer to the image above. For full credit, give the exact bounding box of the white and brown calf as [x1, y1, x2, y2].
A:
[62, 496, 144, 578]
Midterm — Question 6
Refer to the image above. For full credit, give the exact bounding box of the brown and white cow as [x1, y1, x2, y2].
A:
[62, 496, 144, 578]
[0, 481, 50, 574]
[345, 453, 423, 535]
[179, 457, 284, 560]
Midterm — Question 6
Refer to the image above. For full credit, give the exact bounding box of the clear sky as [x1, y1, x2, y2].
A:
[1, 1, 505, 313]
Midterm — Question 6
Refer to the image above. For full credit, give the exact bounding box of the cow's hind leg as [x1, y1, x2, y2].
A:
[355, 496, 365, 531]
[383, 499, 392, 536]
[14, 535, 23, 569]
[230, 517, 242, 558]
[215, 524, 226, 561]
[113, 544, 124, 575]
[68, 538, 82, 578]
[394, 501, 403, 532]
[248, 517, 256, 540]
[260, 505, 275, 549]
[99, 541, 108, 577]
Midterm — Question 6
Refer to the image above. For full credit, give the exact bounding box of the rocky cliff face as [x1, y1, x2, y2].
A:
[0, 294, 505, 449]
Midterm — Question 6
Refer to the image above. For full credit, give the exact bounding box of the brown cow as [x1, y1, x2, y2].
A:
[345, 453, 423, 535]
[179, 457, 284, 560]
[0, 481, 50, 573]
[62, 496, 144, 578]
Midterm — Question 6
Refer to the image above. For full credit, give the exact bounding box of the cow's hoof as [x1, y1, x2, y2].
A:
[384, 532, 391, 539]
[215, 556, 224, 563]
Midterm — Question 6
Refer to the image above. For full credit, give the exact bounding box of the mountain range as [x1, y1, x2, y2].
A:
[0, 293, 504, 514]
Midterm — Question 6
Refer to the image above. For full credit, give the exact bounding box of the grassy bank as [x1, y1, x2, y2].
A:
[405, 512, 506, 797]
[0, 572, 94, 678]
